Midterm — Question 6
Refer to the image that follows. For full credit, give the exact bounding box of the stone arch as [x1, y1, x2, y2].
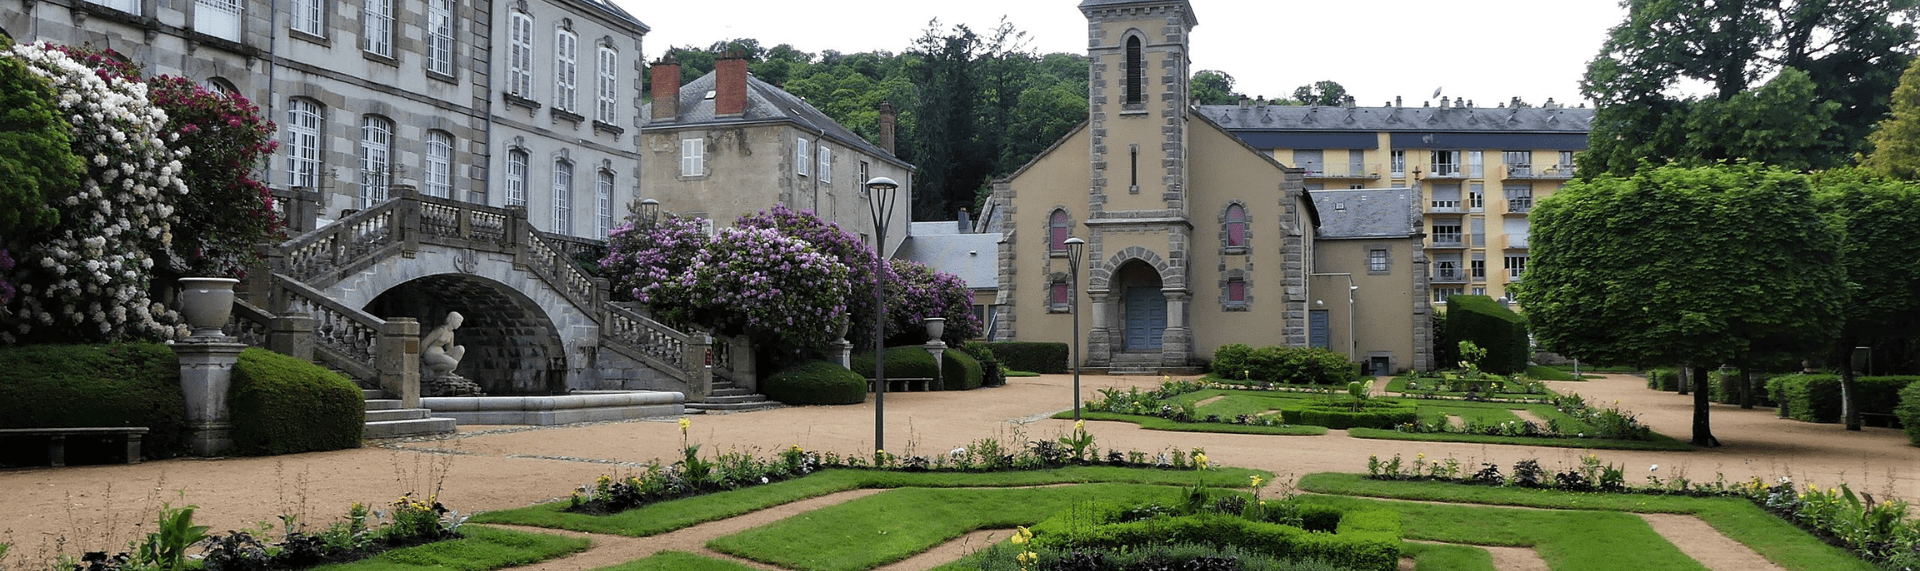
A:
[1088, 246, 1181, 292]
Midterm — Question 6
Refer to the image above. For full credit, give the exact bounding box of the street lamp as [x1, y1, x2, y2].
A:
[638, 198, 660, 227]
[1064, 236, 1086, 420]
[865, 176, 900, 454]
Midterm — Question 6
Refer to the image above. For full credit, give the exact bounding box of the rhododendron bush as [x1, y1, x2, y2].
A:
[734, 205, 891, 349]
[885, 259, 980, 346]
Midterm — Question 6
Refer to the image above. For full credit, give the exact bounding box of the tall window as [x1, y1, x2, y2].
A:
[1557, 150, 1576, 170]
[817, 145, 831, 183]
[554, 30, 578, 112]
[796, 138, 810, 176]
[1050, 280, 1071, 310]
[1431, 218, 1463, 245]
[1470, 258, 1486, 281]
[426, 0, 455, 76]
[424, 131, 452, 198]
[195, 0, 242, 42]
[1430, 150, 1460, 176]
[596, 45, 618, 122]
[552, 160, 573, 234]
[680, 138, 703, 177]
[1368, 249, 1389, 272]
[1048, 209, 1071, 253]
[1431, 287, 1463, 304]
[289, 0, 323, 36]
[1504, 150, 1532, 176]
[504, 149, 528, 206]
[1390, 150, 1406, 177]
[507, 11, 534, 97]
[1124, 36, 1144, 104]
[1505, 255, 1529, 280]
[1224, 204, 1247, 248]
[1226, 278, 1247, 304]
[363, 0, 393, 56]
[359, 116, 393, 207]
[596, 169, 614, 237]
[285, 99, 323, 189]
[1468, 150, 1484, 178]
[1505, 185, 1534, 213]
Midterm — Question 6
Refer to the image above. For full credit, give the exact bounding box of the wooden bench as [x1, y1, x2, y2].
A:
[0, 427, 148, 467]
[870, 377, 937, 392]
[1860, 412, 1902, 429]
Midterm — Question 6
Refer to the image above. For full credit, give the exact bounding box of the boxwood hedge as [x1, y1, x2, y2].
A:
[229, 348, 364, 455]
[1897, 382, 1920, 445]
[0, 342, 191, 460]
[848, 346, 984, 390]
[1767, 373, 1920, 424]
[761, 359, 867, 405]
[1031, 504, 1401, 571]
[1440, 295, 1528, 375]
[980, 341, 1068, 374]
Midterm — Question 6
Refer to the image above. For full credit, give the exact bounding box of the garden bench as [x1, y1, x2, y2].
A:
[871, 377, 936, 392]
[0, 427, 147, 467]
[1860, 412, 1901, 428]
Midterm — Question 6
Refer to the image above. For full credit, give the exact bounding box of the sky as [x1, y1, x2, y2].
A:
[613, 0, 1629, 108]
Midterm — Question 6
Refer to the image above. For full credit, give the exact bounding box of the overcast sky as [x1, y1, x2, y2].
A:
[614, 0, 1629, 108]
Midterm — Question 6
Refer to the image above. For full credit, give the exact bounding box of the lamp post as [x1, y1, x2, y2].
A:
[865, 176, 900, 454]
[638, 198, 660, 228]
[1064, 237, 1086, 420]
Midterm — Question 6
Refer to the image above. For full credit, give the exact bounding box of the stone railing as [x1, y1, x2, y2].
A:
[224, 298, 274, 347]
[276, 198, 403, 286]
[524, 229, 598, 311]
[601, 302, 704, 383]
[711, 335, 734, 384]
[271, 274, 382, 382]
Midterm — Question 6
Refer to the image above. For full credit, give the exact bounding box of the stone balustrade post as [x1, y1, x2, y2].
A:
[730, 335, 757, 392]
[394, 186, 421, 258]
[684, 333, 713, 401]
[377, 318, 421, 408]
[268, 314, 315, 360]
[174, 338, 246, 456]
[505, 205, 531, 271]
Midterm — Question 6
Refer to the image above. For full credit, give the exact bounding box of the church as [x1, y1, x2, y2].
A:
[987, 0, 1433, 374]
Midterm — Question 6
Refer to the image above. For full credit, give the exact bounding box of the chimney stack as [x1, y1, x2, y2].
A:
[958, 208, 970, 233]
[1440, 96, 1451, 109]
[650, 54, 681, 122]
[1394, 95, 1403, 108]
[715, 53, 748, 117]
[878, 101, 897, 155]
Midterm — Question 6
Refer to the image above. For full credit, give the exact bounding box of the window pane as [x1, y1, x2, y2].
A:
[596, 170, 614, 237]
[552, 161, 573, 234]
[1227, 280, 1245, 302]
[424, 131, 452, 198]
[359, 116, 392, 207]
[426, 0, 455, 75]
[363, 0, 393, 56]
[555, 31, 577, 111]
[505, 150, 527, 206]
[286, 100, 322, 189]
[1049, 210, 1069, 251]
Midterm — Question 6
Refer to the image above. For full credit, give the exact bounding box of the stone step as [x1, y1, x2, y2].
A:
[708, 387, 753, 397]
[362, 389, 386, 400]
[1108, 368, 1158, 375]
[364, 398, 403, 411]
[684, 401, 779, 412]
[366, 408, 430, 422]
[364, 416, 458, 439]
[701, 393, 767, 405]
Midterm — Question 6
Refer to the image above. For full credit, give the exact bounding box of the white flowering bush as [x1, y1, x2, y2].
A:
[1, 43, 188, 343]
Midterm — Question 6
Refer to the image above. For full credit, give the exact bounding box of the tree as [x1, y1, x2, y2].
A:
[1192, 70, 1241, 105]
[1580, 0, 1919, 176]
[1862, 54, 1920, 180]
[0, 43, 82, 237]
[884, 259, 981, 346]
[1517, 164, 1845, 446]
[1815, 169, 1920, 427]
[1291, 80, 1348, 106]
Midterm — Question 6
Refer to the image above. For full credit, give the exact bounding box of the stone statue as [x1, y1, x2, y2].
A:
[421, 311, 483, 396]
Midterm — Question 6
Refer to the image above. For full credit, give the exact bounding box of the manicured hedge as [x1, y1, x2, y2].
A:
[959, 341, 1006, 387]
[1897, 382, 1920, 445]
[1440, 295, 1528, 375]
[848, 346, 983, 391]
[230, 348, 364, 455]
[980, 341, 1068, 374]
[1707, 370, 1780, 407]
[1767, 374, 1920, 424]
[1214, 344, 1358, 386]
[0, 343, 191, 460]
[761, 360, 867, 405]
[1280, 401, 1418, 430]
[1031, 507, 1401, 571]
[942, 348, 984, 390]
[1646, 368, 1680, 391]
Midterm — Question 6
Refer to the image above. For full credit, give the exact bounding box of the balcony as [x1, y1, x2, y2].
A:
[1424, 164, 1467, 180]
[1303, 164, 1383, 180]
[1429, 234, 1466, 249]
[1505, 201, 1533, 215]
[1506, 236, 1530, 249]
[1428, 199, 1463, 214]
[1505, 165, 1576, 180]
[1432, 270, 1469, 284]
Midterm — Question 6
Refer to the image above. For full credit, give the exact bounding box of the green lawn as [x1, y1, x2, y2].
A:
[1299, 494, 1706, 571]
[1382, 376, 1552, 400]
[587, 551, 760, 571]
[310, 525, 590, 571]
[1400, 541, 1496, 571]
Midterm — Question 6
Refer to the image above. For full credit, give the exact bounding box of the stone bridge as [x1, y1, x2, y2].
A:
[225, 190, 749, 402]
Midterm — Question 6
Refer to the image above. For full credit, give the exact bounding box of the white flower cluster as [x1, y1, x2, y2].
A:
[4, 44, 189, 342]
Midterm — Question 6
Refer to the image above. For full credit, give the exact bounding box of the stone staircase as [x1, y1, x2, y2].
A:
[684, 380, 777, 413]
[1106, 352, 1166, 375]
[361, 389, 458, 438]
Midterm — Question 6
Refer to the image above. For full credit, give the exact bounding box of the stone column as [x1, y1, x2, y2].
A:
[832, 339, 853, 369]
[175, 339, 246, 456]
[1161, 289, 1192, 367]
[1086, 290, 1113, 365]
[377, 318, 421, 408]
[268, 315, 315, 360]
[729, 335, 757, 393]
[684, 333, 713, 401]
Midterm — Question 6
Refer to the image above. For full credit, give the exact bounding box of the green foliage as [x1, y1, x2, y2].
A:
[590, 551, 760, 571]
[1766, 373, 1920, 423]
[1291, 80, 1349, 106]
[1524, 365, 1576, 381]
[980, 341, 1068, 374]
[309, 525, 589, 571]
[1814, 171, 1920, 367]
[229, 348, 364, 455]
[1210, 343, 1254, 379]
[1029, 507, 1401, 571]
[1244, 345, 1360, 386]
[0, 49, 82, 235]
[1191, 70, 1242, 105]
[1439, 296, 1528, 375]
[0, 342, 190, 459]
[1645, 368, 1680, 391]
[1280, 401, 1417, 430]
[941, 347, 984, 390]
[1863, 48, 1920, 181]
[1896, 382, 1920, 445]
[958, 340, 1005, 386]
[137, 503, 209, 571]
[847, 346, 980, 390]
[759, 360, 868, 405]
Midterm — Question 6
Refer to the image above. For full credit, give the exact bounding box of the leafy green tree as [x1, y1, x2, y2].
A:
[1679, 68, 1841, 171]
[1816, 169, 1920, 428]
[1291, 80, 1348, 106]
[905, 21, 988, 220]
[1192, 70, 1240, 105]
[1862, 55, 1920, 180]
[1518, 164, 1845, 446]
[0, 45, 82, 236]
[1580, 0, 1918, 176]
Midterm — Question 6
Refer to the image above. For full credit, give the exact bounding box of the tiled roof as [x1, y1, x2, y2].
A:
[1196, 104, 1592, 133]
[640, 71, 911, 170]
[1309, 187, 1420, 239]
[573, 0, 647, 31]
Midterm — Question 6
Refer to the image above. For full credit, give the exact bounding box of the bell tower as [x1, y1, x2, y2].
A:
[1080, 0, 1195, 214]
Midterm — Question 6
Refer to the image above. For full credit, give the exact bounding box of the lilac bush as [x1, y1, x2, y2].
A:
[602, 215, 711, 316]
[735, 204, 893, 348]
[886, 259, 981, 346]
[682, 227, 850, 355]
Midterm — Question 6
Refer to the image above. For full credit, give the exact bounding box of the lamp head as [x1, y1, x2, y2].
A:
[638, 198, 661, 225]
[1063, 237, 1086, 269]
[865, 176, 900, 193]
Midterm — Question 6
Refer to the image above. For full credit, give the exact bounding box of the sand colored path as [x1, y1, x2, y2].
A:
[1, 373, 1915, 570]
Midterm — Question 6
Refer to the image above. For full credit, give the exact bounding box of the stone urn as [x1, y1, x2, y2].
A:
[178, 277, 240, 339]
[923, 317, 945, 341]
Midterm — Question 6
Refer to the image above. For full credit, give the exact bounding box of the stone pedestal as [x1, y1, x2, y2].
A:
[174, 339, 246, 457]
[832, 339, 853, 368]
[924, 340, 947, 390]
[378, 319, 422, 408]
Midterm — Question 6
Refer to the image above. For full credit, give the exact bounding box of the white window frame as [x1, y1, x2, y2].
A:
[552, 160, 574, 234]
[681, 138, 704, 177]
[1367, 249, 1388, 273]
[596, 45, 618, 123]
[359, 116, 393, 207]
[817, 145, 831, 183]
[362, 0, 393, 56]
[289, 0, 324, 36]
[596, 169, 614, 237]
[195, 0, 243, 42]
[424, 131, 453, 198]
[1390, 150, 1406, 177]
[1505, 255, 1529, 280]
[286, 99, 323, 190]
[507, 11, 534, 97]
[84, 0, 141, 14]
[796, 138, 810, 176]
[1468, 150, 1484, 178]
[505, 149, 528, 206]
[426, 0, 455, 76]
[554, 30, 578, 112]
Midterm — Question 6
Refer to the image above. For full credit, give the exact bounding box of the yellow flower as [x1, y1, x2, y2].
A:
[1194, 452, 1209, 469]
[1417, 453, 1425, 460]
[1074, 419, 1085, 432]
[1249, 475, 1264, 488]
[678, 418, 691, 431]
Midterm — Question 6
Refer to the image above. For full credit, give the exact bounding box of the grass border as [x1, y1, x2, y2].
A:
[309, 525, 591, 571]
[1061, 411, 1330, 435]
[1345, 427, 1695, 451]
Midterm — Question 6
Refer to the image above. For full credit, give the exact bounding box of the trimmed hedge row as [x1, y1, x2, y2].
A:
[979, 341, 1068, 374]
[1767, 374, 1920, 424]
[1211, 344, 1360, 386]
[848, 346, 984, 390]
[1898, 383, 1920, 445]
[1440, 295, 1528, 375]
[230, 348, 364, 456]
[1031, 507, 1401, 571]
[1706, 370, 1780, 407]
[1646, 368, 1680, 391]
[0, 343, 191, 460]
[761, 359, 868, 405]
[1280, 401, 1418, 430]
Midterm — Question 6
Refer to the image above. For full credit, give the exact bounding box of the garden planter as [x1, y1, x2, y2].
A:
[178, 277, 240, 337]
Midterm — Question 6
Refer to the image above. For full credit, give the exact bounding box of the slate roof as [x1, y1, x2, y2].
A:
[1309, 187, 1421, 240]
[1195, 104, 1592, 133]
[896, 229, 1000, 291]
[640, 71, 912, 170]
[572, 0, 646, 31]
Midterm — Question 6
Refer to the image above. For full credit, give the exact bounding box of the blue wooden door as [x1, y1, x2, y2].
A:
[1309, 309, 1331, 349]
[1124, 287, 1166, 350]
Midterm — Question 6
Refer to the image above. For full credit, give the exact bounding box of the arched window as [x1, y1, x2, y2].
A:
[1124, 36, 1144, 105]
[1048, 209, 1071, 253]
[285, 98, 323, 189]
[1224, 203, 1247, 248]
[504, 149, 529, 206]
[423, 130, 453, 198]
[359, 115, 394, 207]
[552, 159, 573, 234]
[200, 77, 237, 96]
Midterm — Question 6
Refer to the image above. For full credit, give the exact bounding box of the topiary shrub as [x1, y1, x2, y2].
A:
[229, 348, 363, 456]
[1768, 374, 1920, 424]
[761, 360, 867, 405]
[982, 341, 1068, 374]
[0, 343, 190, 461]
[942, 348, 985, 390]
[1440, 295, 1528, 375]
[1245, 346, 1359, 386]
[1280, 400, 1418, 430]
[1210, 343, 1254, 380]
[1897, 382, 1920, 445]
[959, 341, 1005, 387]
[1646, 368, 1680, 391]
[1030, 505, 1401, 571]
[849, 346, 984, 391]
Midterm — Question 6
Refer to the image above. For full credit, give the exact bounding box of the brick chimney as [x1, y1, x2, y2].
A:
[878, 101, 897, 155]
[650, 54, 681, 122]
[715, 54, 748, 117]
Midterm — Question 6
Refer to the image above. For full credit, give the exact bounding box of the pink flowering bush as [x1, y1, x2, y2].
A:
[735, 205, 893, 349]
[603, 215, 712, 311]
[885, 259, 981, 346]
[146, 75, 282, 278]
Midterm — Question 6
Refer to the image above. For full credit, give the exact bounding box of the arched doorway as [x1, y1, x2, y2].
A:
[1113, 260, 1165, 352]
[363, 274, 567, 395]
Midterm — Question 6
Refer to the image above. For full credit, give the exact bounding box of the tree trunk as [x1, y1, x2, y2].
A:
[1691, 365, 1720, 447]
[1738, 363, 1754, 410]
[1842, 348, 1862, 431]
[1677, 366, 1690, 395]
